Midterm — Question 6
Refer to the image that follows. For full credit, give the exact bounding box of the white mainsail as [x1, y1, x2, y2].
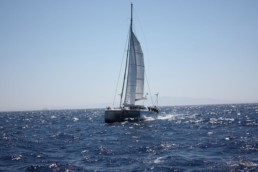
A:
[124, 26, 145, 106]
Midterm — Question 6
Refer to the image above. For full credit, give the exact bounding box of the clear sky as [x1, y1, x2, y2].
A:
[1, 0, 258, 111]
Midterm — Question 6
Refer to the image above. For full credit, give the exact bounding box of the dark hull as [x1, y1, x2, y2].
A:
[105, 109, 157, 123]
[105, 109, 141, 123]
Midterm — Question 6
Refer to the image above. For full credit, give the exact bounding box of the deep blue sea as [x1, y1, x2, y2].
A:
[0, 104, 257, 171]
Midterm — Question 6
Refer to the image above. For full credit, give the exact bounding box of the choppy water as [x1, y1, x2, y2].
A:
[0, 104, 257, 171]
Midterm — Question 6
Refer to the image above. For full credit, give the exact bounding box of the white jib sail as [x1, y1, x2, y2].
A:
[124, 31, 145, 106]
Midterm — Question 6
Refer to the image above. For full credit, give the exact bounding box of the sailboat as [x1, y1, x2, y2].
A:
[105, 4, 158, 123]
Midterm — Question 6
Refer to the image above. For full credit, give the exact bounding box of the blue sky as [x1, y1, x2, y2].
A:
[0, 0, 258, 111]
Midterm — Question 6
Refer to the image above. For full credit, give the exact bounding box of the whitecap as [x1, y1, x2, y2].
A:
[143, 116, 155, 121]
[81, 150, 88, 154]
[73, 117, 79, 122]
[49, 163, 58, 168]
[161, 143, 177, 149]
[209, 118, 218, 124]
[157, 114, 175, 120]
[240, 160, 258, 167]
[154, 157, 164, 164]
[12, 155, 22, 161]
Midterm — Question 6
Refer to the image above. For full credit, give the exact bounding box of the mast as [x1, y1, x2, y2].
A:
[120, 43, 129, 108]
[120, 4, 133, 108]
[131, 3, 133, 30]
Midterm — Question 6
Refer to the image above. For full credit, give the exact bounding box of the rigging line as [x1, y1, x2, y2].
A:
[120, 28, 131, 108]
[145, 70, 154, 106]
[133, 6, 150, 58]
[112, 31, 130, 108]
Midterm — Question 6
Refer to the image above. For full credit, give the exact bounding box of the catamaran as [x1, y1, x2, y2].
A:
[105, 4, 158, 123]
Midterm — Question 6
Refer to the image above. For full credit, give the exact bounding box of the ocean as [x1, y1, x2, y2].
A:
[0, 104, 257, 171]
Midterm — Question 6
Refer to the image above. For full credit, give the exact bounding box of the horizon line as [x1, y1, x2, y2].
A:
[1, 102, 257, 113]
